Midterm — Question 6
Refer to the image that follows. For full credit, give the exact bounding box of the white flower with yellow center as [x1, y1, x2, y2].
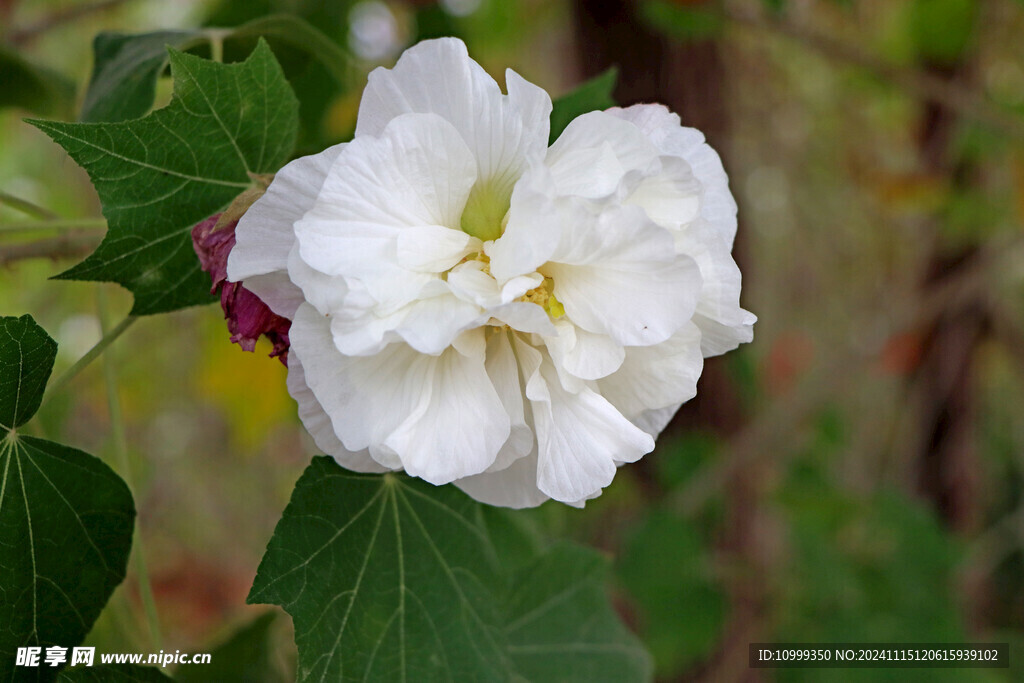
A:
[227, 37, 754, 507]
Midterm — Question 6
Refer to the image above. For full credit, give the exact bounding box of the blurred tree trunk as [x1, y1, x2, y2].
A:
[910, 59, 992, 632]
[911, 61, 988, 537]
[571, 0, 745, 440]
[572, 2, 764, 681]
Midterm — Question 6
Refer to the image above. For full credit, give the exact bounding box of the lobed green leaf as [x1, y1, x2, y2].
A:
[80, 17, 353, 126]
[0, 315, 136, 683]
[30, 40, 299, 315]
[249, 457, 652, 683]
[505, 544, 654, 681]
[80, 30, 203, 123]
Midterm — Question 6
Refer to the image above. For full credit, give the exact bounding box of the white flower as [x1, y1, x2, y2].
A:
[227, 37, 755, 507]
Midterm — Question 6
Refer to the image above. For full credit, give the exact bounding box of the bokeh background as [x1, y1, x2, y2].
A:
[3, 0, 1024, 680]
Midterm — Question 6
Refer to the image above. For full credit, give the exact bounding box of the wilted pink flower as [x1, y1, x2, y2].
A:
[192, 213, 290, 364]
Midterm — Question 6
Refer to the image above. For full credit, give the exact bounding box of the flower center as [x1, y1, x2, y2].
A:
[460, 178, 512, 242]
[520, 276, 565, 319]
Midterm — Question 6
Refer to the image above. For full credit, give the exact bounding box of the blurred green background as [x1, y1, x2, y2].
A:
[3, 0, 1024, 680]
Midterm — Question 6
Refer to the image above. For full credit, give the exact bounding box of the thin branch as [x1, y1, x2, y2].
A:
[0, 191, 58, 220]
[724, 6, 1024, 141]
[206, 28, 230, 64]
[10, 0, 135, 45]
[0, 218, 106, 234]
[40, 315, 137, 409]
[0, 231, 102, 266]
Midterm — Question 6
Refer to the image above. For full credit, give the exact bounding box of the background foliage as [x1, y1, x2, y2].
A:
[3, 0, 1024, 680]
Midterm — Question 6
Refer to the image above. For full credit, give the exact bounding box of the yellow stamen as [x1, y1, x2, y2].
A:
[520, 276, 565, 319]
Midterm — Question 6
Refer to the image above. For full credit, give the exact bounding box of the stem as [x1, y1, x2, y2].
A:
[0, 231, 102, 266]
[0, 218, 106, 234]
[10, 0, 135, 45]
[207, 29, 228, 63]
[97, 290, 162, 651]
[41, 315, 137, 409]
[0, 191, 58, 219]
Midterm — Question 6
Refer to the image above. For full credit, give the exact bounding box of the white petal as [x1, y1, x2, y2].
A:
[292, 304, 507, 480]
[547, 142, 627, 199]
[505, 68, 553, 163]
[229, 145, 345, 317]
[631, 405, 681, 439]
[447, 260, 541, 309]
[609, 104, 738, 247]
[396, 225, 480, 272]
[625, 156, 702, 230]
[286, 242, 348, 316]
[291, 303, 416, 458]
[598, 321, 704, 423]
[383, 328, 510, 484]
[545, 204, 702, 346]
[391, 293, 486, 356]
[294, 114, 476, 312]
[546, 111, 660, 198]
[489, 301, 556, 336]
[447, 260, 500, 303]
[242, 271, 305, 319]
[483, 330, 533, 472]
[486, 166, 564, 282]
[325, 288, 483, 358]
[295, 112, 476, 264]
[694, 311, 756, 357]
[519, 340, 654, 503]
[675, 219, 756, 357]
[490, 113, 660, 282]
[285, 351, 388, 473]
[328, 306, 405, 357]
[228, 144, 344, 283]
[544, 319, 625, 381]
[357, 38, 551, 185]
[454, 451, 548, 509]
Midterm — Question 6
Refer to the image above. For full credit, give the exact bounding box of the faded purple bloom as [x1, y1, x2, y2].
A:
[192, 213, 290, 364]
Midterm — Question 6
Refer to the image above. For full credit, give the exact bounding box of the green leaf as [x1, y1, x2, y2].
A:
[80, 30, 202, 123]
[176, 612, 284, 683]
[57, 665, 172, 682]
[505, 544, 653, 681]
[225, 15, 353, 87]
[617, 511, 726, 677]
[249, 457, 651, 683]
[0, 315, 57, 430]
[771, 489, 967, 683]
[0, 315, 135, 683]
[30, 41, 299, 315]
[639, 1, 725, 44]
[249, 462, 508, 682]
[0, 46, 75, 117]
[80, 17, 352, 125]
[908, 0, 978, 65]
[549, 68, 618, 144]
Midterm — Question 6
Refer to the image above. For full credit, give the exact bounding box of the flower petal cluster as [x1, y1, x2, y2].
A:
[193, 214, 290, 363]
[227, 38, 754, 507]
